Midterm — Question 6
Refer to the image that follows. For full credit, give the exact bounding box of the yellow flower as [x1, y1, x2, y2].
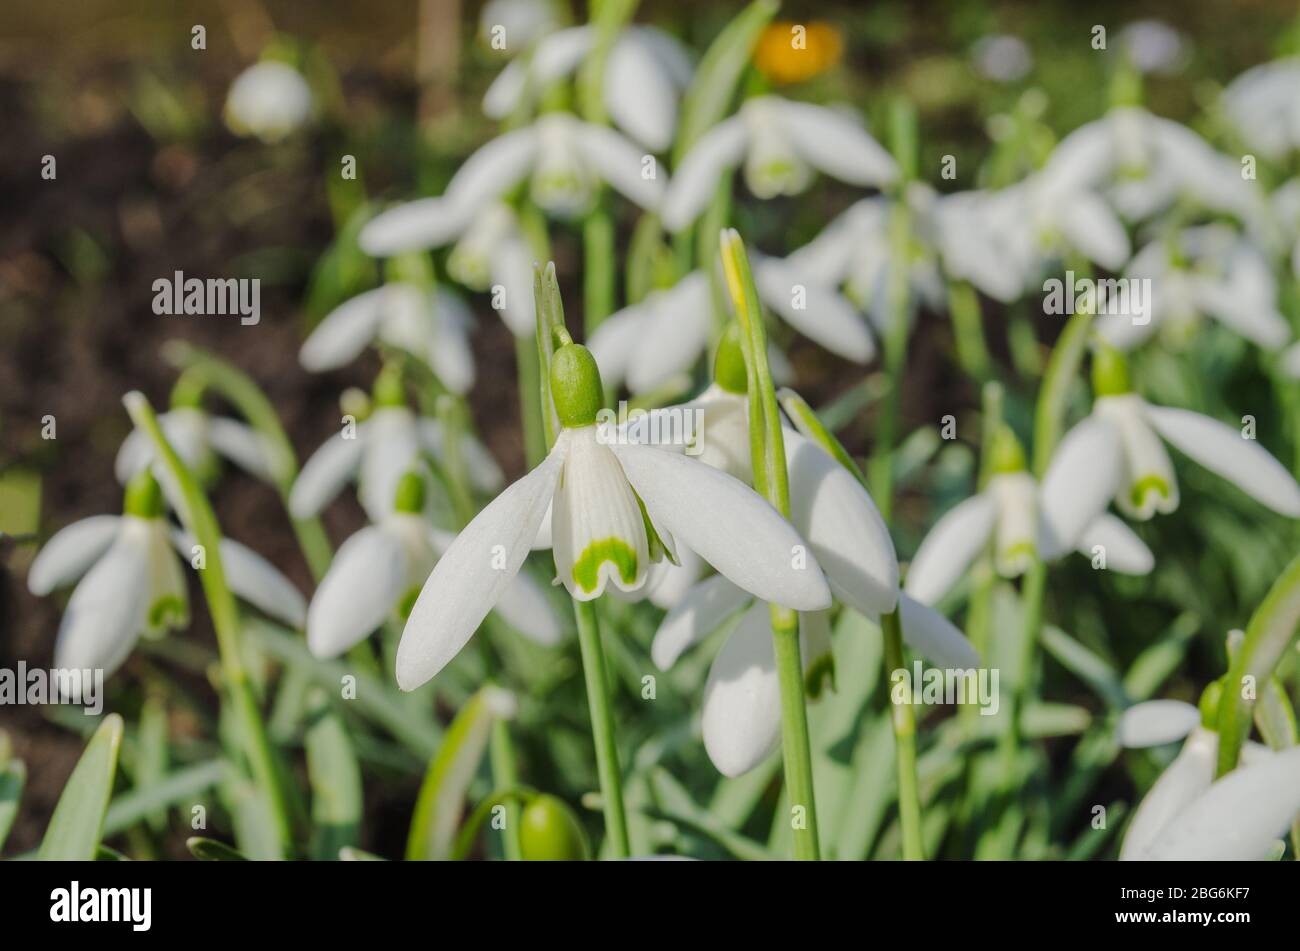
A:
[753, 21, 843, 85]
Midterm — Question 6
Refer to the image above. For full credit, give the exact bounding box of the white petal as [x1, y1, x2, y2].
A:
[1096, 395, 1179, 520]
[754, 259, 875, 363]
[482, 28, 592, 118]
[359, 198, 477, 257]
[206, 417, 280, 483]
[54, 528, 150, 677]
[784, 427, 898, 615]
[1145, 404, 1300, 517]
[300, 288, 388, 371]
[661, 116, 749, 233]
[492, 234, 539, 337]
[1146, 746, 1300, 860]
[424, 291, 477, 395]
[28, 515, 122, 596]
[1118, 700, 1201, 748]
[643, 545, 708, 610]
[903, 493, 996, 605]
[651, 573, 752, 669]
[552, 427, 649, 600]
[1120, 727, 1217, 860]
[605, 35, 678, 152]
[624, 275, 712, 394]
[896, 593, 980, 668]
[445, 126, 540, 211]
[308, 525, 406, 658]
[493, 569, 565, 646]
[289, 428, 366, 519]
[1054, 191, 1130, 271]
[396, 437, 567, 690]
[612, 442, 832, 611]
[586, 303, 651, 391]
[573, 121, 665, 210]
[1074, 513, 1154, 574]
[1038, 416, 1125, 558]
[700, 601, 781, 777]
[358, 410, 423, 521]
[217, 537, 306, 629]
[775, 100, 898, 188]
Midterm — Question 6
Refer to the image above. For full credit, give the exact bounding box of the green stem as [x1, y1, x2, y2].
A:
[516, 333, 546, 470]
[882, 608, 923, 860]
[123, 392, 293, 851]
[771, 603, 821, 860]
[947, 279, 992, 384]
[582, 206, 617, 334]
[573, 598, 630, 858]
[163, 343, 333, 581]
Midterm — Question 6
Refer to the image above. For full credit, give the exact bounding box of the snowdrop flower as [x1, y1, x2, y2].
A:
[306, 472, 561, 658]
[483, 26, 693, 152]
[224, 61, 313, 143]
[300, 275, 477, 395]
[1118, 21, 1186, 76]
[661, 96, 898, 233]
[415, 115, 664, 221]
[28, 471, 305, 678]
[970, 35, 1033, 83]
[1057, 346, 1300, 522]
[1096, 225, 1290, 352]
[1222, 57, 1300, 162]
[359, 200, 538, 338]
[904, 424, 1153, 607]
[479, 0, 562, 52]
[1042, 106, 1260, 224]
[289, 369, 503, 523]
[1118, 700, 1300, 860]
[395, 342, 832, 691]
[116, 405, 284, 488]
[588, 256, 869, 396]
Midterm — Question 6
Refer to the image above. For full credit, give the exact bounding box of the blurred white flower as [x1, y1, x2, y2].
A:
[360, 201, 538, 338]
[483, 25, 693, 152]
[306, 473, 561, 659]
[588, 258, 868, 396]
[1118, 701, 1300, 860]
[1222, 57, 1300, 162]
[1118, 20, 1186, 76]
[479, 0, 562, 53]
[1096, 225, 1290, 351]
[290, 403, 503, 523]
[301, 282, 477, 394]
[395, 345, 832, 691]
[224, 61, 313, 143]
[662, 96, 898, 233]
[970, 35, 1033, 83]
[1058, 383, 1300, 521]
[28, 472, 304, 679]
[116, 406, 284, 487]
[904, 426, 1154, 607]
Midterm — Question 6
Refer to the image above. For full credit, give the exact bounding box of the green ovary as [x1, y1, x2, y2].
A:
[571, 538, 639, 595]
[1129, 474, 1171, 510]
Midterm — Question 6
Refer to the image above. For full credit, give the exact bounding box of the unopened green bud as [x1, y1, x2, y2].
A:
[393, 471, 426, 514]
[550, 344, 603, 429]
[385, 252, 435, 290]
[713, 323, 749, 395]
[372, 364, 406, 408]
[1199, 679, 1224, 729]
[988, 424, 1027, 475]
[519, 794, 590, 861]
[1091, 343, 1132, 397]
[123, 469, 165, 518]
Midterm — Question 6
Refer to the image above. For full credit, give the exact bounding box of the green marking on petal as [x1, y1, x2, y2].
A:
[998, 540, 1036, 566]
[148, 595, 188, 630]
[1129, 474, 1170, 510]
[571, 538, 638, 594]
[636, 493, 677, 567]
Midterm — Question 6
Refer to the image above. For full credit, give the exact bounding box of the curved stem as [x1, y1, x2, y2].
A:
[573, 598, 630, 857]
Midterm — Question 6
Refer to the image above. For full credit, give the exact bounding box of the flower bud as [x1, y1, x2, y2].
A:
[713, 323, 749, 395]
[1091, 343, 1132, 398]
[519, 794, 590, 861]
[123, 469, 165, 518]
[393, 471, 426, 514]
[550, 344, 604, 429]
[988, 423, 1027, 475]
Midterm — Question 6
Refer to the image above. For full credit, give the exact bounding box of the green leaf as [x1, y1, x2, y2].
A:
[0, 759, 25, 851]
[187, 837, 248, 861]
[1215, 552, 1300, 775]
[305, 690, 363, 860]
[1040, 624, 1128, 709]
[406, 686, 517, 860]
[104, 759, 228, 838]
[673, 0, 778, 164]
[38, 714, 124, 860]
[135, 694, 169, 832]
[648, 768, 775, 861]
